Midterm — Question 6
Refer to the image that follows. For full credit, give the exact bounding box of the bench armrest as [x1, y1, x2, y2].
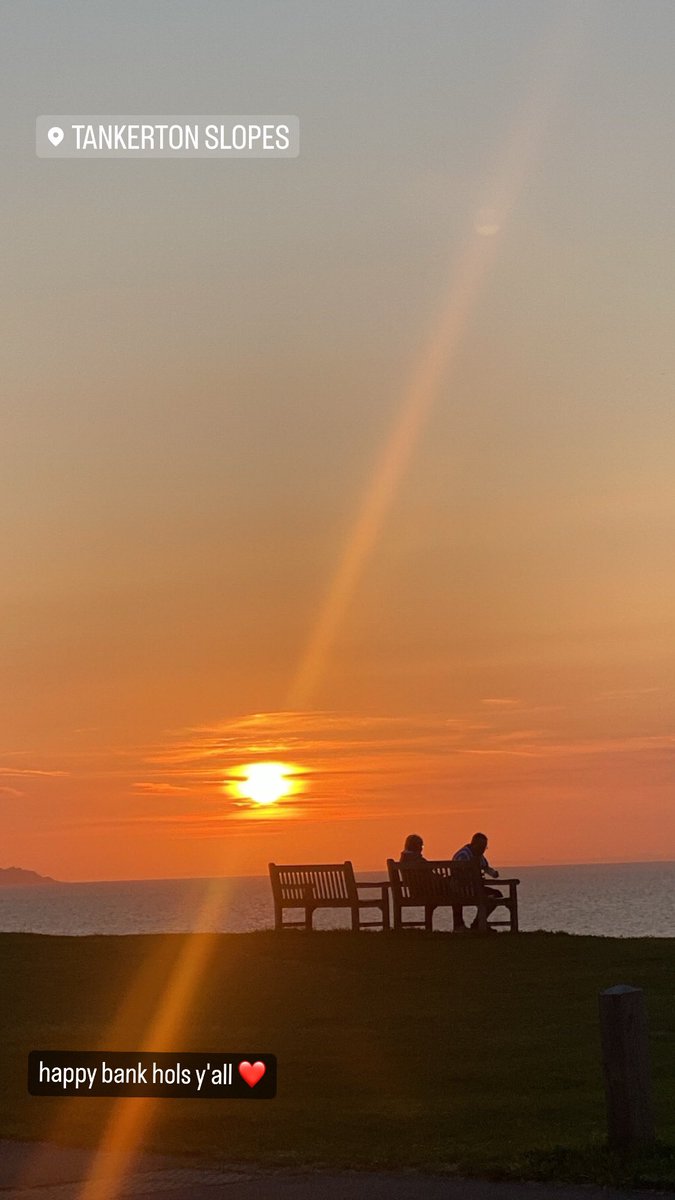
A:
[356, 882, 390, 901]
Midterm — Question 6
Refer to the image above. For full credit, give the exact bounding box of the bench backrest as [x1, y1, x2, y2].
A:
[269, 862, 357, 904]
[386, 858, 482, 904]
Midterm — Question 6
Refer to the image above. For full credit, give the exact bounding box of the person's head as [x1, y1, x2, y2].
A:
[470, 832, 488, 854]
[404, 833, 423, 853]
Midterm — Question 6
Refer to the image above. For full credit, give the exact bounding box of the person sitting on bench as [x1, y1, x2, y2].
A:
[398, 833, 433, 902]
[399, 833, 427, 866]
[452, 832, 503, 930]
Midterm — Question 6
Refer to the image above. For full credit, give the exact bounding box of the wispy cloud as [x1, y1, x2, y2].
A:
[0, 767, 68, 778]
[132, 782, 194, 796]
[37, 701, 675, 840]
[81, 707, 652, 833]
[594, 687, 664, 702]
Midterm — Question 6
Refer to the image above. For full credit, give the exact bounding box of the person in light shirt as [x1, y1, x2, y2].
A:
[452, 832, 503, 930]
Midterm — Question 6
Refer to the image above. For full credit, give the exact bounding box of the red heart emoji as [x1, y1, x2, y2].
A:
[238, 1060, 266, 1088]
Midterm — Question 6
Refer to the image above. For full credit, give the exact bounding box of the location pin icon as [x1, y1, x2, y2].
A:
[48, 126, 64, 146]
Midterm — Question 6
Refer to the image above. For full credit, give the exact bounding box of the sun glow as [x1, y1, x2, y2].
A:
[236, 761, 294, 806]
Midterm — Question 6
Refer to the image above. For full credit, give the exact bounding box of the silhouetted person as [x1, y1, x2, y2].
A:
[452, 832, 503, 930]
[398, 833, 432, 903]
[399, 833, 427, 866]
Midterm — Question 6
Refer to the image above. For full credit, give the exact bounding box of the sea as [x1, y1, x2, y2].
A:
[0, 862, 674, 938]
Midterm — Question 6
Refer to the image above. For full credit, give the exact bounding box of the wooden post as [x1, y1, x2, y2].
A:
[599, 985, 655, 1150]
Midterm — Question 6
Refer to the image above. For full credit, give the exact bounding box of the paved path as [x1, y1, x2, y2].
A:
[0, 1141, 665, 1200]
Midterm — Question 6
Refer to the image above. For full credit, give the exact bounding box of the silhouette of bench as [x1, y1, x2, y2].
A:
[386, 858, 519, 933]
[269, 862, 390, 931]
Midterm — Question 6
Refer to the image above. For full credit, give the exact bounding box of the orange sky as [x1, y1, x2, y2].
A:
[3, 4, 675, 879]
[5, 694, 675, 879]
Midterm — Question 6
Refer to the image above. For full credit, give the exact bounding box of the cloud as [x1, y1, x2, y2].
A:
[46, 704, 675, 838]
[132, 782, 193, 796]
[0, 767, 68, 778]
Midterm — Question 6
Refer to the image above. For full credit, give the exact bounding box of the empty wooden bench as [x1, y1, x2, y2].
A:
[269, 862, 390, 931]
[386, 858, 519, 933]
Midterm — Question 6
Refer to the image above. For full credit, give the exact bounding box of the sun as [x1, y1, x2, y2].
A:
[236, 762, 294, 806]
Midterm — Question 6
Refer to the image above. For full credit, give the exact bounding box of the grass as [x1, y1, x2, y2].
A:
[1, 930, 674, 1186]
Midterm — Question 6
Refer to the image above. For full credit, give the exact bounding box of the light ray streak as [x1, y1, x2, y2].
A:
[288, 9, 584, 710]
[76, 922, 220, 1200]
[74, 879, 228, 1200]
[23, 880, 231, 1200]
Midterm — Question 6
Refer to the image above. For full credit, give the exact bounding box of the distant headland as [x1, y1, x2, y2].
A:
[0, 867, 57, 887]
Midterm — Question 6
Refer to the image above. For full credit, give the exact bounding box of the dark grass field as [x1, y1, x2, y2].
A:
[1, 931, 674, 1187]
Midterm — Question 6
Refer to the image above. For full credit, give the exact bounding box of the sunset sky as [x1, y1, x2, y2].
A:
[3, 2, 675, 879]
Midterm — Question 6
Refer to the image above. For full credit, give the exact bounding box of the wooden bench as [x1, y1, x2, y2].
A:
[386, 858, 520, 933]
[269, 862, 390, 931]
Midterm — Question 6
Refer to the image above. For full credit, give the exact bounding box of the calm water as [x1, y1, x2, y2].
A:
[0, 862, 674, 938]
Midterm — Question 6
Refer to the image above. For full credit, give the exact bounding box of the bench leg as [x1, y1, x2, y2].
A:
[510, 887, 519, 933]
[305, 906, 314, 932]
[425, 905, 434, 932]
